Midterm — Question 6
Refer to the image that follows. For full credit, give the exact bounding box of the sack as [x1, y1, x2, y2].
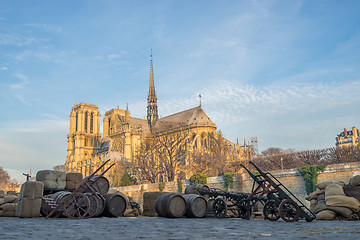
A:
[326, 195, 360, 212]
[4, 195, 18, 203]
[316, 181, 345, 190]
[310, 199, 318, 208]
[325, 183, 345, 197]
[349, 175, 360, 186]
[317, 194, 325, 201]
[316, 210, 336, 220]
[306, 189, 325, 201]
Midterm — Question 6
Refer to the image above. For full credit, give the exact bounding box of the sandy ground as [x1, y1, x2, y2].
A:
[0, 217, 360, 239]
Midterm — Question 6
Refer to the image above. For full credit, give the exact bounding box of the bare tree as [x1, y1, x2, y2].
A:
[0, 167, 11, 190]
[131, 138, 164, 183]
[53, 164, 65, 172]
[154, 125, 189, 181]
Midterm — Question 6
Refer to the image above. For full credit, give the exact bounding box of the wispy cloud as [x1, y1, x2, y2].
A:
[9, 73, 31, 105]
[0, 66, 8, 71]
[24, 23, 63, 34]
[0, 33, 35, 46]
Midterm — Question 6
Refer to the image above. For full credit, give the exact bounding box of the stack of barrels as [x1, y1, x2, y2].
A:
[37, 170, 128, 218]
[154, 193, 208, 218]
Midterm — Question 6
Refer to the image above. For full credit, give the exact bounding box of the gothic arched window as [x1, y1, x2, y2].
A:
[84, 112, 88, 133]
[90, 113, 94, 133]
[75, 113, 78, 132]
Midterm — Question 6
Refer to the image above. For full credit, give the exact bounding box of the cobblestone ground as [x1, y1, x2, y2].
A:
[1, 217, 360, 239]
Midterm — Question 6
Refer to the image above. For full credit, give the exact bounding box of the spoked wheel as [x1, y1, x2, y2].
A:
[279, 199, 300, 222]
[263, 200, 280, 221]
[84, 193, 99, 219]
[237, 200, 252, 220]
[213, 198, 227, 218]
[63, 192, 90, 219]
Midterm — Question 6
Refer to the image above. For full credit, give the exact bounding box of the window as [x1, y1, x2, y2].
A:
[90, 113, 94, 133]
[84, 112, 88, 133]
[75, 113, 78, 132]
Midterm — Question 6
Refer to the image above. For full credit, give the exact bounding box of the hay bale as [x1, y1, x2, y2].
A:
[19, 181, 44, 200]
[326, 195, 360, 212]
[316, 210, 336, 220]
[0, 198, 4, 205]
[65, 172, 83, 190]
[4, 195, 18, 203]
[0, 190, 4, 194]
[316, 181, 345, 190]
[16, 198, 42, 218]
[0, 210, 3, 217]
[306, 189, 325, 201]
[350, 175, 360, 187]
[325, 183, 345, 197]
[36, 170, 66, 189]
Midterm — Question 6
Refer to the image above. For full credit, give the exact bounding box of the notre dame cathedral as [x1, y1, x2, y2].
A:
[65, 54, 252, 179]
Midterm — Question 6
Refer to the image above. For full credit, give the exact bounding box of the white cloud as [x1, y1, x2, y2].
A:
[0, 66, 8, 71]
[0, 33, 36, 46]
[15, 50, 52, 61]
[153, 79, 360, 151]
[8, 73, 31, 105]
[24, 23, 63, 34]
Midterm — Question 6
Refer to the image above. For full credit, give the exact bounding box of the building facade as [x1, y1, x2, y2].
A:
[65, 54, 252, 179]
[335, 126, 359, 148]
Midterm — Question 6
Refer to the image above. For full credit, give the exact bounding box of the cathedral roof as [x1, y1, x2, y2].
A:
[155, 106, 216, 128]
[130, 117, 151, 134]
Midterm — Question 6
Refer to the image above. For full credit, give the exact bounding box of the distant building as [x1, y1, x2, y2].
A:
[335, 126, 359, 147]
[65, 54, 252, 179]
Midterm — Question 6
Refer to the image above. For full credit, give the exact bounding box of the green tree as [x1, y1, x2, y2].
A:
[189, 173, 207, 185]
[120, 173, 138, 186]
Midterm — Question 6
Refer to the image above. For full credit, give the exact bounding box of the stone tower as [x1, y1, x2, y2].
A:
[147, 53, 158, 127]
[65, 103, 101, 174]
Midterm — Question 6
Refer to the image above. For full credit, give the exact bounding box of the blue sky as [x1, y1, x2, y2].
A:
[1, 0, 360, 182]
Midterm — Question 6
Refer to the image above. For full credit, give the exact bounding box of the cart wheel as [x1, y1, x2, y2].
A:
[213, 198, 227, 218]
[279, 199, 300, 222]
[63, 192, 90, 219]
[263, 200, 280, 221]
[84, 193, 99, 219]
[237, 200, 252, 220]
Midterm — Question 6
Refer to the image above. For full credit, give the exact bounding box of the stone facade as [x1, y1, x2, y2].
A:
[336, 126, 359, 147]
[65, 55, 252, 178]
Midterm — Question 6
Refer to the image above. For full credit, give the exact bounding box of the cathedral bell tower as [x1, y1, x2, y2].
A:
[147, 52, 158, 127]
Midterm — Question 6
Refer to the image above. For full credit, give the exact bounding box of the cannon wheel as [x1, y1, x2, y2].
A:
[213, 198, 227, 218]
[263, 200, 280, 221]
[279, 199, 300, 222]
[63, 192, 90, 219]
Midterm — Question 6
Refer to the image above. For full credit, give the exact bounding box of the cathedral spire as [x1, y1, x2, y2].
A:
[147, 50, 158, 127]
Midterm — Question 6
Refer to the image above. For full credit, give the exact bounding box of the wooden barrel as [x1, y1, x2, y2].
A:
[184, 184, 209, 194]
[41, 191, 71, 216]
[80, 175, 110, 195]
[183, 194, 208, 218]
[206, 198, 215, 217]
[102, 194, 127, 217]
[155, 193, 186, 218]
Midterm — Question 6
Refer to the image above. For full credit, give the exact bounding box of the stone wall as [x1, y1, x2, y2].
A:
[115, 162, 360, 208]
